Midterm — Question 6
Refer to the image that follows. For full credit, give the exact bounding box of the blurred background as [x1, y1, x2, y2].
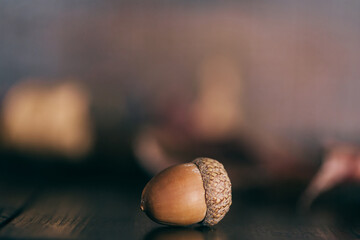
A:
[1, 0, 360, 213]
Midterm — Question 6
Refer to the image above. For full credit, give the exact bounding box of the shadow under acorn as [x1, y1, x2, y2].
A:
[144, 226, 226, 240]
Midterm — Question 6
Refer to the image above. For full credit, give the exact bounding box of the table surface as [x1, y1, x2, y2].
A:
[1, 181, 360, 240]
[0, 155, 360, 240]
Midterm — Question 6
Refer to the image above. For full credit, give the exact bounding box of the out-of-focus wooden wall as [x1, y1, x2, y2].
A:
[1, 0, 360, 141]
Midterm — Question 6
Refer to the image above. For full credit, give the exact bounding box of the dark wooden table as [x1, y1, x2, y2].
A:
[1, 157, 360, 240]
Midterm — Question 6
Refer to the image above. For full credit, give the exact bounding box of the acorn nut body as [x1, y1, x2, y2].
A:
[140, 157, 232, 226]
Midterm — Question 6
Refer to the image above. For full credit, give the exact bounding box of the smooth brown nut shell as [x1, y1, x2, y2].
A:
[141, 163, 207, 226]
[140, 157, 232, 226]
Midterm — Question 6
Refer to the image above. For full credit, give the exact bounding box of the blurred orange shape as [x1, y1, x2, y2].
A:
[1, 79, 93, 159]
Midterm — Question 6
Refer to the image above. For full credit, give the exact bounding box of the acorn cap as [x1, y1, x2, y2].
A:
[192, 157, 232, 226]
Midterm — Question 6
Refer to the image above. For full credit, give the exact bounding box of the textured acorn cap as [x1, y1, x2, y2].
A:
[192, 157, 232, 226]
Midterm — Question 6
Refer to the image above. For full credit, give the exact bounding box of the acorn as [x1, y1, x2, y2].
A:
[140, 157, 232, 226]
